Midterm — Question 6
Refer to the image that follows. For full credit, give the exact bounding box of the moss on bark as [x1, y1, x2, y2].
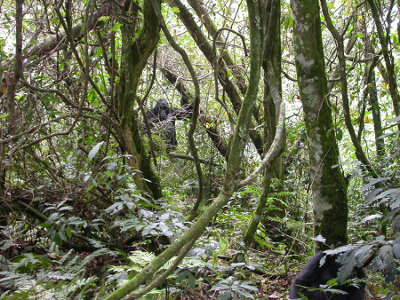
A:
[117, 0, 163, 199]
[291, 0, 348, 250]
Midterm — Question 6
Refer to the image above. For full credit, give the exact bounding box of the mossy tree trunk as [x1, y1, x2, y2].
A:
[291, 0, 348, 251]
[260, 0, 285, 236]
[243, 0, 284, 251]
[117, 1, 162, 199]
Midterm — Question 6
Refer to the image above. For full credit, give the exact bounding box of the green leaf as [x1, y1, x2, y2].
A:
[88, 141, 105, 160]
[170, 6, 180, 13]
[336, 128, 343, 141]
[66, 226, 72, 238]
[110, 22, 122, 32]
[98, 16, 110, 22]
[219, 237, 228, 255]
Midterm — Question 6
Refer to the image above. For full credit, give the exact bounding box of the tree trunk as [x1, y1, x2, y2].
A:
[1, 0, 24, 193]
[362, 20, 386, 158]
[291, 0, 348, 251]
[243, 0, 284, 251]
[368, 69, 386, 158]
[260, 0, 285, 238]
[367, 0, 400, 129]
[117, 1, 162, 199]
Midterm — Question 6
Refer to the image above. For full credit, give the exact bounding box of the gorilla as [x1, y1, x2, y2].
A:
[146, 99, 170, 123]
[289, 252, 366, 300]
[145, 99, 177, 148]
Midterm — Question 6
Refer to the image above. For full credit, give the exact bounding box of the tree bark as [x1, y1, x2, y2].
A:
[291, 0, 348, 251]
[361, 19, 386, 158]
[1, 0, 24, 193]
[244, 0, 284, 251]
[367, 0, 400, 128]
[368, 69, 386, 157]
[117, 1, 162, 199]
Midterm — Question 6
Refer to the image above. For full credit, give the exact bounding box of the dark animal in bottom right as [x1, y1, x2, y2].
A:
[289, 252, 366, 299]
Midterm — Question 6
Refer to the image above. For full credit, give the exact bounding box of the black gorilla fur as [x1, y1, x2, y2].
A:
[289, 252, 365, 300]
[146, 99, 170, 122]
[145, 99, 177, 147]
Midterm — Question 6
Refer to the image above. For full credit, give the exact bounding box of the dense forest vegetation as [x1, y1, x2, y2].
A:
[1, 0, 400, 298]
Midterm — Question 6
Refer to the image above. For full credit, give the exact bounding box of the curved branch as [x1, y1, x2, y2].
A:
[187, 0, 247, 95]
[212, 28, 248, 127]
[8, 117, 79, 156]
[126, 237, 197, 299]
[237, 101, 286, 189]
[321, 0, 378, 177]
[213, 28, 248, 57]
[150, 0, 204, 215]
[22, 80, 78, 108]
[0, 113, 77, 144]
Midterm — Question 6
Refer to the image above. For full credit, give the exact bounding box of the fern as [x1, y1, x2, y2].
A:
[128, 250, 156, 268]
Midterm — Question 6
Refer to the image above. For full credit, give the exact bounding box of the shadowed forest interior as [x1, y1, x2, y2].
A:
[1, 0, 400, 299]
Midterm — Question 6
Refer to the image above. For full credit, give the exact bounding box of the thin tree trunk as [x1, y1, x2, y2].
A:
[367, 0, 400, 129]
[361, 19, 386, 158]
[320, 0, 376, 177]
[6, 0, 23, 136]
[1, 0, 24, 193]
[369, 69, 386, 157]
